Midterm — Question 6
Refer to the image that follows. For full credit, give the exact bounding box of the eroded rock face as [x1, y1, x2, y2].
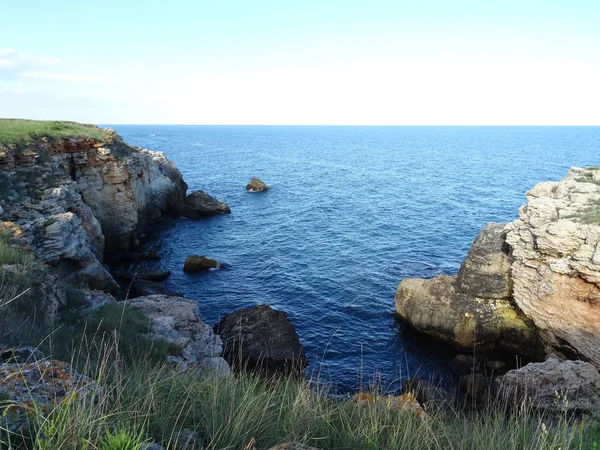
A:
[179, 190, 231, 218]
[77, 148, 187, 252]
[215, 304, 307, 375]
[505, 167, 600, 366]
[496, 356, 600, 412]
[0, 129, 188, 322]
[395, 224, 542, 356]
[128, 295, 229, 372]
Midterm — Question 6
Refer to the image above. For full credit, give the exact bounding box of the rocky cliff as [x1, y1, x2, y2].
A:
[396, 167, 600, 367]
[0, 124, 187, 318]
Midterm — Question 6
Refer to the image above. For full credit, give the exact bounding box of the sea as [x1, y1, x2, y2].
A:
[107, 125, 600, 393]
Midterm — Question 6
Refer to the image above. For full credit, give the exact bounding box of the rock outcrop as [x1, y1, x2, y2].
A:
[395, 223, 542, 356]
[505, 167, 600, 365]
[215, 304, 307, 375]
[246, 177, 269, 192]
[179, 190, 231, 218]
[396, 167, 600, 367]
[496, 356, 600, 412]
[128, 295, 229, 375]
[0, 124, 189, 320]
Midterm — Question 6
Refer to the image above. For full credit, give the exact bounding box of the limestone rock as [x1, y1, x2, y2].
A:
[395, 224, 542, 356]
[179, 190, 231, 218]
[184, 255, 220, 273]
[0, 358, 102, 433]
[128, 295, 227, 368]
[77, 148, 187, 252]
[505, 167, 600, 367]
[496, 356, 600, 412]
[215, 304, 307, 375]
[246, 177, 269, 191]
[401, 376, 452, 410]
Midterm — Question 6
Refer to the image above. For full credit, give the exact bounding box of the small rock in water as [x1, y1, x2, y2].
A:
[129, 280, 183, 298]
[246, 177, 269, 191]
[179, 190, 231, 218]
[184, 255, 220, 273]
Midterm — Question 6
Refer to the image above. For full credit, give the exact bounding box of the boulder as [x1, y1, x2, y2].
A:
[401, 376, 451, 410]
[184, 255, 220, 273]
[128, 295, 228, 370]
[496, 356, 600, 412]
[215, 304, 307, 375]
[0, 358, 102, 433]
[179, 190, 231, 218]
[395, 224, 543, 357]
[0, 346, 44, 364]
[246, 177, 269, 191]
[129, 279, 183, 298]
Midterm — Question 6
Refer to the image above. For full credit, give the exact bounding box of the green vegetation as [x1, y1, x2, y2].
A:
[0, 119, 110, 145]
[578, 198, 600, 224]
[1, 355, 597, 450]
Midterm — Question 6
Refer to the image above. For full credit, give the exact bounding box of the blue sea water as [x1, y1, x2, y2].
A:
[109, 125, 600, 392]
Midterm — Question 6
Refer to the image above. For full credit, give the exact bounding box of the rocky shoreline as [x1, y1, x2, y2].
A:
[1, 123, 600, 443]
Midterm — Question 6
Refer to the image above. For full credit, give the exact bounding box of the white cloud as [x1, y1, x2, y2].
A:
[18, 70, 112, 83]
[0, 48, 60, 70]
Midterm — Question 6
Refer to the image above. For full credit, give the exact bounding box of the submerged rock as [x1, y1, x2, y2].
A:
[183, 255, 220, 272]
[496, 356, 600, 412]
[246, 177, 269, 191]
[395, 223, 543, 357]
[179, 190, 231, 218]
[215, 304, 306, 375]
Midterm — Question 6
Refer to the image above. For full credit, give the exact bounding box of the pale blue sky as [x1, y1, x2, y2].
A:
[1, 0, 599, 124]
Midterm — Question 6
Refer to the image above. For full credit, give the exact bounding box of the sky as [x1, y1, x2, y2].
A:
[1, 0, 599, 125]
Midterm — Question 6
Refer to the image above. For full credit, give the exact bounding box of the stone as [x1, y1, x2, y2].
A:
[215, 304, 307, 375]
[459, 373, 492, 403]
[174, 428, 203, 450]
[401, 376, 451, 410]
[179, 190, 231, 218]
[450, 355, 478, 375]
[0, 346, 44, 363]
[268, 443, 321, 450]
[129, 279, 183, 298]
[485, 360, 506, 371]
[395, 223, 544, 357]
[128, 295, 227, 368]
[246, 177, 269, 191]
[496, 356, 600, 413]
[184, 255, 220, 273]
[113, 269, 172, 282]
[0, 359, 102, 433]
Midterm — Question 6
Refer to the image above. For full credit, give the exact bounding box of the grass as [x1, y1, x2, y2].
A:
[0, 119, 111, 146]
[0, 267, 598, 449]
[1, 354, 596, 450]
